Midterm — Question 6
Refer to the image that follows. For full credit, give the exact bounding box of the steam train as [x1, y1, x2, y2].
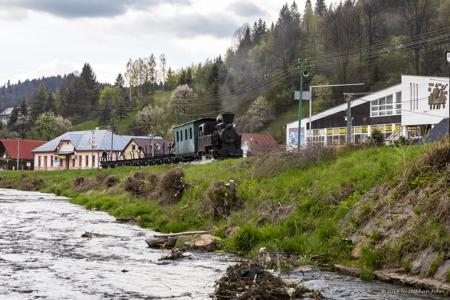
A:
[101, 113, 243, 168]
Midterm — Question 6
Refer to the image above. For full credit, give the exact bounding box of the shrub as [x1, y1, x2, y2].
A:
[370, 129, 384, 146]
[105, 176, 119, 188]
[361, 245, 382, 270]
[124, 176, 145, 195]
[158, 168, 185, 205]
[232, 225, 262, 255]
[206, 180, 240, 219]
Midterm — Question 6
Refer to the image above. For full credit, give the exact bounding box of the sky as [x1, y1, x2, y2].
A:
[0, 0, 334, 85]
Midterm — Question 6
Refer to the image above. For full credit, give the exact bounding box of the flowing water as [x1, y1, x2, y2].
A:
[0, 189, 447, 300]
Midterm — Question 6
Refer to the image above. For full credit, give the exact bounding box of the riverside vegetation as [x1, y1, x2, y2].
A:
[0, 142, 449, 289]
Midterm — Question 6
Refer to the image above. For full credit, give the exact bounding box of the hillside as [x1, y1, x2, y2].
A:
[1, 142, 448, 289]
[0, 76, 65, 110]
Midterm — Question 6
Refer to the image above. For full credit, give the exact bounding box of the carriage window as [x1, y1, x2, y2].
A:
[190, 128, 192, 139]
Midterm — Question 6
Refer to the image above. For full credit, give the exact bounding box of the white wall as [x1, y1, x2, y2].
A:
[401, 75, 449, 126]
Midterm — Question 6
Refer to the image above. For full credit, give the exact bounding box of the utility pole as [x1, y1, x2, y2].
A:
[297, 58, 307, 150]
[16, 138, 19, 171]
[344, 92, 370, 145]
[345, 94, 353, 144]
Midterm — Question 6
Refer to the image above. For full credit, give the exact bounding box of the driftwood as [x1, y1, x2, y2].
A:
[159, 248, 191, 261]
[153, 230, 211, 238]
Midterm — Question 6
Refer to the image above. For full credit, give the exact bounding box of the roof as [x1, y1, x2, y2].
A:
[0, 107, 14, 116]
[287, 83, 402, 127]
[32, 130, 135, 153]
[173, 118, 216, 129]
[0, 139, 47, 160]
[125, 137, 171, 150]
[241, 133, 279, 153]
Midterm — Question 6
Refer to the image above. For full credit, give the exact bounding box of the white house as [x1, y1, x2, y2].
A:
[0, 107, 14, 125]
[32, 129, 133, 171]
[286, 75, 449, 149]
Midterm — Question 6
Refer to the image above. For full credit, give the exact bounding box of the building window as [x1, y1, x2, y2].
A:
[85, 155, 89, 167]
[371, 94, 399, 117]
[79, 156, 82, 167]
[38, 156, 41, 167]
[50, 156, 53, 167]
[190, 128, 193, 139]
[92, 155, 96, 167]
[185, 129, 188, 140]
[396, 92, 402, 115]
[176, 131, 179, 142]
[72, 158, 75, 167]
[132, 145, 136, 150]
[181, 130, 183, 141]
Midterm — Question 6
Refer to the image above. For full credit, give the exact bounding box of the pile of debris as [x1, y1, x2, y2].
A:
[214, 262, 321, 299]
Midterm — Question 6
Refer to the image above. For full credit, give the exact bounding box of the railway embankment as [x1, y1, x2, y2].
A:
[0, 141, 449, 291]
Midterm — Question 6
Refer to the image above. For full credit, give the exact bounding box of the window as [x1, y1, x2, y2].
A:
[72, 158, 75, 167]
[371, 94, 400, 117]
[50, 156, 53, 167]
[396, 92, 402, 115]
[38, 156, 41, 167]
[132, 145, 136, 151]
[79, 156, 82, 167]
[180, 130, 183, 141]
[92, 155, 96, 167]
[190, 128, 193, 139]
[185, 129, 188, 140]
[176, 131, 179, 142]
[85, 155, 89, 167]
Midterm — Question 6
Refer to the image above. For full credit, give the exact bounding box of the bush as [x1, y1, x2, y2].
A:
[158, 168, 185, 205]
[232, 225, 262, 255]
[206, 180, 240, 219]
[370, 129, 384, 146]
[124, 176, 145, 195]
[105, 176, 119, 188]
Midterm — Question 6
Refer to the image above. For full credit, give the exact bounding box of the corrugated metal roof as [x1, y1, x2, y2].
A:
[0, 139, 47, 160]
[241, 133, 279, 153]
[0, 107, 14, 116]
[32, 130, 134, 153]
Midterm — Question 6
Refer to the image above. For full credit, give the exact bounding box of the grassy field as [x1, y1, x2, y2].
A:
[0, 144, 429, 269]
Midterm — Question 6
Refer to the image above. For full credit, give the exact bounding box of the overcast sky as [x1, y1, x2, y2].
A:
[0, 0, 333, 85]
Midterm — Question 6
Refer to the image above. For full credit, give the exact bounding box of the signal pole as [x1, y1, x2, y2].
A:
[297, 58, 307, 150]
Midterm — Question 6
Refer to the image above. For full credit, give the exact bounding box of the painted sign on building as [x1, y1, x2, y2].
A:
[288, 127, 305, 146]
[428, 82, 448, 110]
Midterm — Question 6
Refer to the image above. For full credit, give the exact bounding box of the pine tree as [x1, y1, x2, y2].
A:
[99, 102, 111, 125]
[46, 93, 56, 113]
[80, 63, 99, 112]
[30, 83, 47, 120]
[315, 0, 327, 16]
[115, 74, 125, 88]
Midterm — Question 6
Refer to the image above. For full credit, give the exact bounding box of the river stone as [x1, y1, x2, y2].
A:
[188, 234, 221, 251]
[435, 259, 450, 281]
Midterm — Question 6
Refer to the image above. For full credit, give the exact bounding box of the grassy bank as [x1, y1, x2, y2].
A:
[0, 145, 430, 269]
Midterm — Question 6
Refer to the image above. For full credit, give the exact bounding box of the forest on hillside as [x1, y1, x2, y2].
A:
[1, 0, 450, 142]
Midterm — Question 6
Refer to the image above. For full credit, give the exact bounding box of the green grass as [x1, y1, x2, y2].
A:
[0, 144, 428, 266]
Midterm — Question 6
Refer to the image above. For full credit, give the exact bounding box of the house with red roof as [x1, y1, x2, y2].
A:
[240, 133, 279, 156]
[0, 139, 46, 170]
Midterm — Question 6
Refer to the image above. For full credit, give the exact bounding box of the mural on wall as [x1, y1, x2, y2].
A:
[288, 127, 305, 146]
[428, 82, 448, 110]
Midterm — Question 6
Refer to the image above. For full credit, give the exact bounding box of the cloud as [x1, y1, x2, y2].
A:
[0, 0, 190, 18]
[165, 13, 240, 38]
[228, 1, 266, 17]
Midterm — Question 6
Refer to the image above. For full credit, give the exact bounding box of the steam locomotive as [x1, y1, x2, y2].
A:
[101, 113, 242, 168]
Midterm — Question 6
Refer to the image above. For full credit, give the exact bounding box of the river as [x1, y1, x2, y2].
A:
[0, 189, 447, 299]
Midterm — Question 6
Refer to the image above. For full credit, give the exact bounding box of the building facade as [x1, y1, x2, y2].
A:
[0, 139, 46, 170]
[0, 107, 14, 126]
[32, 130, 133, 171]
[122, 137, 172, 160]
[286, 75, 449, 149]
